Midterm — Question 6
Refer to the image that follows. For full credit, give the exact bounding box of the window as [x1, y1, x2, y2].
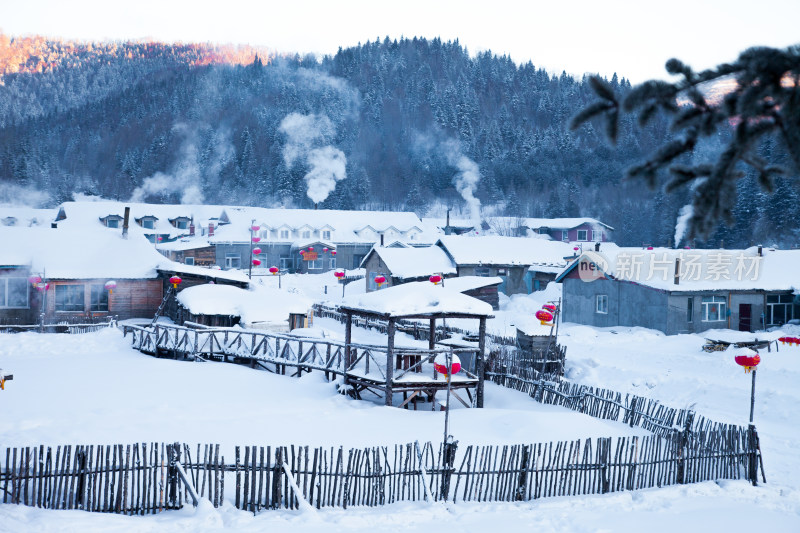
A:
[322, 230, 331, 240]
[302, 230, 311, 239]
[562, 230, 569, 241]
[687, 298, 694, 323]
[577, 230, 588, 241]
[225, 253, 241, 269]
[141, 219, 155, 229]
[280, 257, 293, 270]
[329, 257, 336, 269]
[184, 257, 195, 266]
[474, 267, 492, 277]
[766, 294, 795, 326]
[280, 230, 289, 239]
[175, 219, 188, 229]
[106, 218, 119, 228]
[701, 296, 726, 322]
[55, 285, 85, 312]
[596, 294, 608, 314]
[353, 255, 366, 269]
[307, 259, 323, 270]
[90, 285, 109, 312]
[0, 277, 29, 308]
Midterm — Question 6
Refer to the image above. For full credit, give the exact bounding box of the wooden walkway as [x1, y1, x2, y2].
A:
[122, 324, 480, 409]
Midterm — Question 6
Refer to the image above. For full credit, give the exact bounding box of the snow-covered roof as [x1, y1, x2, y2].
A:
[365, 246, 457, 279]
[437, 235, 576, 267]
[0, 226, 249, 284]
[557, 246, 800, 293]
[0, 206, 58, 228]
[441, 276, 503, 293]
[339, 281, 493, 318]
[53, 200, 440, 245]
[521, 217, 614, 231]
[176, 284, 310, 324]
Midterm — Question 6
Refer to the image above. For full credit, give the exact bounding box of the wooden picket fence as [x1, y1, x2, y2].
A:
[1, 429, 761, 516]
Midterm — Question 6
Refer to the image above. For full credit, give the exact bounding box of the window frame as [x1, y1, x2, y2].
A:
[0, 277, 29, 309]
[184, 257, 195, 266]
[55, 284, 85, 312]
[577, 229, 588, 241]
[766, 294, 795, 326]
[225, 253, 241, 270]
[595, 294, 608, 314]
[90, 284, 109, 312]
[687, 297, 694, 323]
[701, 296, 727, 322]
[307, 259, 323, 270]
[322, 230, 331, 240]
[329, 257, 336, 269]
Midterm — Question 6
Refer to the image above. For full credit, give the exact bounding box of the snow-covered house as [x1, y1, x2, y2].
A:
[0, 226, 249, 324]
[486, 217, 614, 242]
[361, 245, 457, 292]
[436, 236, 576, 295]
[556, 246, 800, 334]
[53, 201, 438, 274]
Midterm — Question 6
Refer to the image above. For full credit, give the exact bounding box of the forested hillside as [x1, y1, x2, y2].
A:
[0, 35, 796, 246]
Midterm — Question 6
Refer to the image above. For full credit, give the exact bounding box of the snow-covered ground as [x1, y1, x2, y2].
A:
[1, 280, 799, 532]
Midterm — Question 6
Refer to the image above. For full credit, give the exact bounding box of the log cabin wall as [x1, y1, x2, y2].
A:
[44, 279, 163, 321]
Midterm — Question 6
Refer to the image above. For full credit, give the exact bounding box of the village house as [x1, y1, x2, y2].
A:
[361, 245, 457, 291]
[435, 235, 576, 296]
[557, 246, 800, 334]
[52, 201, 439, 275]
[0, 226, 249, 324]
[485, 217, 614, 242]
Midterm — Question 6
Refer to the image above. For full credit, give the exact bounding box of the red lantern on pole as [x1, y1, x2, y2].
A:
[734, 353, 761, 373]
[252, 258, 262, 267]
[331, 250, 337, 256]
[374, 275, 386, 288]
[252, 247, 262, 255]
[434, 353, 462, 377]
[169, 275, 182, 289]
[429, 274, 442, 285]
[334, 270, 345, 280]
[251, 225, 260, 232]
[542, 303, 556, 313]
[269, 266, 279, 275]
[251, 237, 261, 243]
[28, 275, 42, 287]
[535, 309, 554, 325]
[104, 280, 117, 294]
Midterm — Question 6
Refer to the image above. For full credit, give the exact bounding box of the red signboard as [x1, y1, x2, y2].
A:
[303, 252, 319, 261]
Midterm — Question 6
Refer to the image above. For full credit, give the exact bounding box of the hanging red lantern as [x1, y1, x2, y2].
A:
[269, 266, 279, 275]
[36, 283, 49, 292]
[28, 275, 42, 287]
[323, 247, 329, 252]
[646, 246, 654, 250]
[734, 352, 761, 373]
[573, 246, 579, 251]
[299, 250, 305, 255]
[252, 237, 261, 243]
[252, 258, 262, 267]
[374, 275, 386, 287]
[252, 247, 262, 255]
[429, 274, 442, 285]
[158, 236, 163, 242]
[535, 309, 554, 325]
[169, 275, 182, 289]
[251, 225, 260, 232]
[104, 280, 117, 294]
[433, 353, 462, 377]
[542, 303, 556, 313]
[334, 270, 345, 279]
[331, 250, 337, 256]
[308, 247, 314, 251]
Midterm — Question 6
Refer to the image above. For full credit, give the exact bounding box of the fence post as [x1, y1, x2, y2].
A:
[75, 448, 88, 510]
[601, 437, 610, 494]
[167, 442, 180, 509]
[747, 424, 762, 486]
[676, 411, 694, 485]
[516, 444, 531, 501]
[628, 396, 638, 427]
[439, 440, 458, 501]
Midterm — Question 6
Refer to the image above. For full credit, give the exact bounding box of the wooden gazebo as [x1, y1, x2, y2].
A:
[338, 281, 494, 408]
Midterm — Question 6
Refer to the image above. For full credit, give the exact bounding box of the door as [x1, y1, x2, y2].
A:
[739, 304, 752, 332]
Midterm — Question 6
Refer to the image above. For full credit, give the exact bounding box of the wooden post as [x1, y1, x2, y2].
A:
[386, 319, 395, 406]
[477, 317, 486, 408]
[428, 319, 436, 350]
[344, 312, 353, 391]
[676, 411, 694, 485]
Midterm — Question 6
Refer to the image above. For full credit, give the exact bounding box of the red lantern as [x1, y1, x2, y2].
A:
[252, 258, 262, 267]
[323, 247, 329, 252]
[299, 250, 305, 255]
[104, 280, 117, 294]
[374, 275, 386, 287]
[429, 274, 442, 285]
[433, 354, 462, 377]
[252, 237, 261, 243]
[334, 270, 345, 279]
[646, 246, 654, 250]
[535, 309, 554, 325]
[158, 236, 163, 241]
[28, 275, 42, 287]
[269, 266, 279, 275]
[252, 247, 262, 255]
[331, 250, 337, 256]
[542, 303, 556, 313]
[169, 275, 182, 289]
[308, 247, 314, 251]
[573, 246, 579, 251]
[251, 225, 260, 232]
[36, 283, 49, 292]
[734, 353, 761, 373]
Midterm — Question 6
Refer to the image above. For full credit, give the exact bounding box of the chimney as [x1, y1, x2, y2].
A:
[209, 223, 214, 237]
[189, 219, 195, 236]
[594, 242, 600, 252]
[51, 222, 57, 229]
[445, 208, 451, 235]
[314, 203, 318, 210]
[674, 258, 681, 285]
[122, 207, 130, 239]
[757, 245, 763, 256]
[380, 233, 384, 246]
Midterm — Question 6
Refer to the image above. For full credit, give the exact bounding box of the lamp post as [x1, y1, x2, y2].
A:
[434, 352, 462, 448]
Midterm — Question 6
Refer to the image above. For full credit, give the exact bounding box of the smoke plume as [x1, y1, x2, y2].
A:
[279, 113, 347, 204]
[674, 203, 694, 247]
[444, 140, 482, 223]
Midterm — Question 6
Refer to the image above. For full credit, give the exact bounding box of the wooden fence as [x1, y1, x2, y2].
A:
[1, 430, 761, 516]
[0, 317, 117, 334]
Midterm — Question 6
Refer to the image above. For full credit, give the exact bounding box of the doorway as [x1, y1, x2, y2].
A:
[738, 304, 752, 332]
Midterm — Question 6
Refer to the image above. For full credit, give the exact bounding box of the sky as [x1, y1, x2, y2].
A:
[1, 0, 799, 83]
